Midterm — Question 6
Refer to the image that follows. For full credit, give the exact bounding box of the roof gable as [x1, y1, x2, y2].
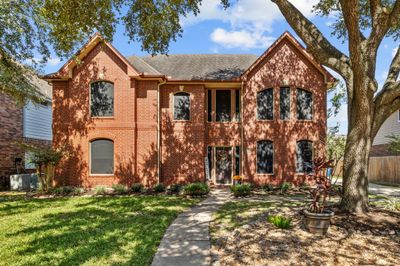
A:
[241, 31, 336, 85]
[45, 34, 140, 79]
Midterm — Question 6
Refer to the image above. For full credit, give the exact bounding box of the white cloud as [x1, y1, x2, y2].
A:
[210, 28, 275, 49]
[47, 57, 61, 66]
[183, 0, 318, 50]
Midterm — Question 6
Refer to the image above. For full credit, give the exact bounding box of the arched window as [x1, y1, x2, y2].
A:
[296, 88, 313, 120]
[257, 88, 274, 120]
[90, 81, 114, 117]
[90, 139, 114, 174]
[296, 140, 313, 173]
[173, 92, 190, 120]
[257, 140, 273, 174]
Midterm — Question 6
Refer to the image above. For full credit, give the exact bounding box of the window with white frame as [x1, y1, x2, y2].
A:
[257, 140, 273, 174]
[173, 92, 190, 120]
[90, 81, 114, 117]
[296, 140, 313, 173]
[296, 88, 313, 120]
[257, 88, 274, 120]
[90, 139, 114, 174]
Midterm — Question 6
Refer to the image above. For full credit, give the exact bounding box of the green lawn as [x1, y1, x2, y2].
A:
[0, 194, 199, 266]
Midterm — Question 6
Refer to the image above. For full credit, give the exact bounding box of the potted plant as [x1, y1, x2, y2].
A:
[303, 158, 334, 235]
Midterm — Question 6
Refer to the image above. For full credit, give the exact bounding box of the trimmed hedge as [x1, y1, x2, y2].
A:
[230, 184, 252, 197]
[182, 182, 209, 196]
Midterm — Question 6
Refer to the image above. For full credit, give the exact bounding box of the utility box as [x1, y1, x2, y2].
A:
[10, 174, 39, 191]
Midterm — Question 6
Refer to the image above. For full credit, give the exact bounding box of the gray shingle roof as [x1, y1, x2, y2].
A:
[127, 54, 258, 80]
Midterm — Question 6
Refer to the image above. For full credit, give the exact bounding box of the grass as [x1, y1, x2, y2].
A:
[211, 199, 302, 238]
[0, 194, 199, 266]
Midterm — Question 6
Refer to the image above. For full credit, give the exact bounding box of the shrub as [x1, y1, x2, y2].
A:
[112, 184, 128, 194]
[183, 182, 209, 196]
[131, 183, 144, 193]
[168, 184, 182, 193]
[262, 183, 274, 192]
[94, 186, 107, 195]
[52, 186, 77, 196]
[153, 183, 166, 193]
[280, 182, 291, 193]
[230, 184, 252, 197]
[268, 215, 291, 229]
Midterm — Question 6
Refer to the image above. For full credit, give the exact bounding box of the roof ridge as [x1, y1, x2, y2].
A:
[134, 53, 258, 57]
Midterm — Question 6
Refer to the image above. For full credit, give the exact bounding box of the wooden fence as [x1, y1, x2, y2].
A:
[334, 156, 400, 185]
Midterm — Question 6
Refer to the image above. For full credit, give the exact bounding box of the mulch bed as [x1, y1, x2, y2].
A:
[211, 206, 400, 266]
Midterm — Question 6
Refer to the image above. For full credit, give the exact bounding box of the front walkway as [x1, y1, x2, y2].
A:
[151, 189, 230, 266]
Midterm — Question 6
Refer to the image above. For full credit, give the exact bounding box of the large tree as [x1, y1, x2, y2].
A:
[271, 0, 400, 213]
[1, 0, 399, 212]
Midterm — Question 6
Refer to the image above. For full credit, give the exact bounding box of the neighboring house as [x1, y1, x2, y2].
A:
[0, 78, 52, 187]
[44, 32, 335, 188]
[371, 110, 400, 156]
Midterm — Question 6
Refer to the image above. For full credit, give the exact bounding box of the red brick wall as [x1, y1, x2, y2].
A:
[0, 93, 23, 182]
[243, 38, 327, 186]
[53, 43, 143, 187]
[160, 84, 206, 184]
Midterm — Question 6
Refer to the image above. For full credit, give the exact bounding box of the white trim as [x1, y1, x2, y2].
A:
[89, 139, 115, 176]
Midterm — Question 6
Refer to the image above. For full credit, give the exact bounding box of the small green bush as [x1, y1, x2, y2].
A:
[183, 182, 209, 196]
[52, 186, 79, 196]
[94, 186, 107, 195]
[168, 184, 182, 193]
[131, 183, 144, 193]
[112, 184, 128, 194]
[153, 183, 166, 193]
[262, 183, 274, 192]
[230, 184, 252, 197]
[280, 182, 291, 193]
[268, 215, 291, 229]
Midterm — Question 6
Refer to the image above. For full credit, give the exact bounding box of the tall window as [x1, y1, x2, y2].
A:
[90, 139, 114, 175]
[234, 146, 240, 175]
[257, 140, 273, 174]
[296, 140, 313, 173]
[280, 87, 290, 120]
[90, 81, 114, 117]
[216, 90, 231, 122]
[297, 88, 313, 120]
[208, 90, 212, 122]
[235, 90, 240, 121]
[257, 88, 273, 120]
[173, 92, 190, 120]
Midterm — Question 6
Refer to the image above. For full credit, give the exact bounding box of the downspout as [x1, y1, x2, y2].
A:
[157, 79, 167, 184]
[240, 80, 245, 177]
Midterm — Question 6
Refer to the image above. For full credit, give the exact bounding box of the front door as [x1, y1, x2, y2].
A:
[215, 147, 232, 184]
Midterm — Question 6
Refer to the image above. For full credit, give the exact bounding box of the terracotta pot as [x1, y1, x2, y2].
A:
[304, 209, 334, 235]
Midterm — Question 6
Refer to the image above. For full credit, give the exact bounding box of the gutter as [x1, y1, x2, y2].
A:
[157, 79, 167, 184]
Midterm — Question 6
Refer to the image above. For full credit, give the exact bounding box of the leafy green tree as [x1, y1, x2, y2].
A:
[386, 134, 400, 153]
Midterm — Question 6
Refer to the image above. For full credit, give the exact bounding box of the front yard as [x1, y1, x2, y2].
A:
[210, 194, 400, 265]
[0, 193, 199, 266]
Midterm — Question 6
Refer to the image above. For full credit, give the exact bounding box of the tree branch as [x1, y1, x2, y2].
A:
[368, 0, 400, 53]
[271, 0, 352, 80]
[373, 47, 400, 137]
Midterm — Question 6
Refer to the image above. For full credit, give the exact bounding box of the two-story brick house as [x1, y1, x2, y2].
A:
[44, 32, 335, 187]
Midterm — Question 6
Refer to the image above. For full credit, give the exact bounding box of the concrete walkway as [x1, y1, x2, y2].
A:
[337, 180, 400, 197]
[151, 189, 230, 266]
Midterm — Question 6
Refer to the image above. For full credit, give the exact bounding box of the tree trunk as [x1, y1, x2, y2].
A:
[340, 94, 372, 213]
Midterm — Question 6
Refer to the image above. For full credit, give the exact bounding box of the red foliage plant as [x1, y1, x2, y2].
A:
[306, 157, 334, 213]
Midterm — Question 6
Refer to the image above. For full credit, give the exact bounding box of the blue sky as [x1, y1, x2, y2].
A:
[43, 0, 399, 135]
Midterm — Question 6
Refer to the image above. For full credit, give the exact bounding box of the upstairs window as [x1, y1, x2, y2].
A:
[90, 139, 114, 175]
[257, 140, 273, 174]
[173, 92, 190, 120]
[297, 88, 313, 120]
[216, 90, 231, 122]
[257, 88, 273, 120]
[296, 140, 313, 173]
[280, 87, 291, 120]
[90, 81, 114, 117]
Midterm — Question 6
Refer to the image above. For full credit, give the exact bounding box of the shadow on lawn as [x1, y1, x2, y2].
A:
[4, 196, 195, 266]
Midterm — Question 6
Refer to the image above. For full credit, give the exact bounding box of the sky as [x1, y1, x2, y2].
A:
[42, 0, 399, 135]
